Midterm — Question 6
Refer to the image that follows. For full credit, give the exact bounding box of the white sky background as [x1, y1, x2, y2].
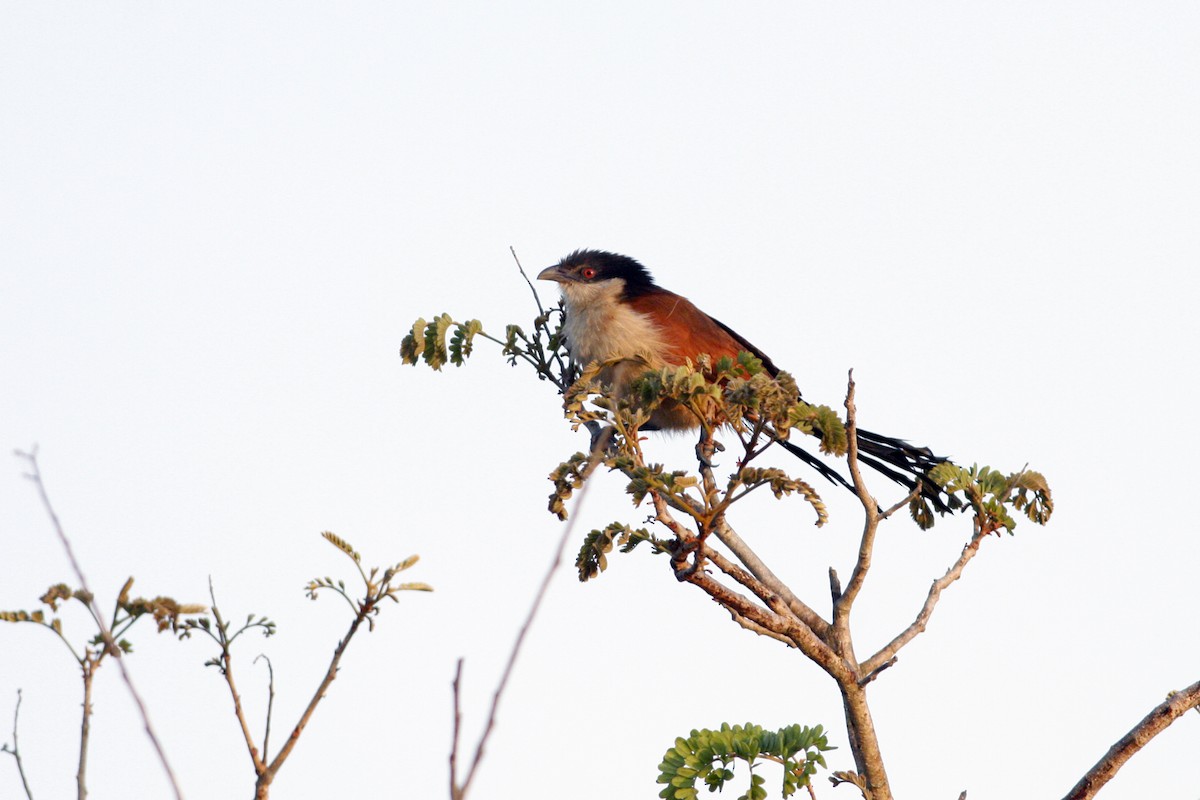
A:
[2, 2, 1198, 798]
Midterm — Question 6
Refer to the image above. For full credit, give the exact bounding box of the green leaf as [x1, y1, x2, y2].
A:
[399, 318, 425, 365]
[422, 313, 455, 370]
[449, 319, 484, 365]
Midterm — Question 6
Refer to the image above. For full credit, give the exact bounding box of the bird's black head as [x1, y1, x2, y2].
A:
[536, 249, 658, 299]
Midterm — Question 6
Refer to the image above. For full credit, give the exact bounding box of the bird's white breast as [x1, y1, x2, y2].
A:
[560, 279, 669, 368]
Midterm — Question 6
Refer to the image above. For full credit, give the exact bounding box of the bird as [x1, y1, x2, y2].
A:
[536, 248, 954, 514]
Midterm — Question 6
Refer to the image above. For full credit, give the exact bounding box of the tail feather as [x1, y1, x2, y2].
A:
[776, 438, 858, 494]
[776, 427, 957, 516]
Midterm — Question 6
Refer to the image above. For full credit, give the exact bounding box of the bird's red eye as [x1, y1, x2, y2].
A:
[581, 267, 597, 280]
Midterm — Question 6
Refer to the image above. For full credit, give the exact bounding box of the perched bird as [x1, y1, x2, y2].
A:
[537, 248, 953, 512]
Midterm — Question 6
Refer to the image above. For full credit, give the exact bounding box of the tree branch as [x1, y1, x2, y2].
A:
[860, 528, 988, 675]
[1062, 679, 1200, 800]
[450, 443, 601, 800]
[682, 549, 853, 684]
[210, 598, 266, 775]
[2, 689, 34, 800]
[711, 518, 830, 638]
[834, 372, 879, 626]
[254, 655, 276, 768]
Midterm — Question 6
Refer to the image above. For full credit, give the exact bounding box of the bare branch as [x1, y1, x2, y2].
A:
[724, 608, 797, 647]
[860, 528, 988, 675]
[858, 657, 897, 687]
[264, 595, 370, 780]
[450, 443, 602, 800]
[880, 484, 922, 521]
[682, 549, 853, 684]
[1, 689, 35, 800]
[15, 448, 184, 800]
[711, 518, 831, 639]
[78, 660, 94, 800]
[253, 655, 276, 764]
[834, 372, 880, 620]
[209, 593, 266, 776]
[508, 246, 545, 318]
[1062, 679, 1200, 800]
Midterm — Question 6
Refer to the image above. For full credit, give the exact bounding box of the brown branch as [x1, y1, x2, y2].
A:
[16, 448, 184, 800]
[681, 554, 854, 684]
[78, 660, 94, 800]
[614, 421, 830, 635]
[858, 657, 897, 687]
[508, 246, 546, 318]
[724, 608, 797, 647]
[839, 681, 893, 799]
[880, 485, 922, 521]
[253, 655, 276, 768]
[834, 372, 879, 624]
[702, 546, 810, 632]
[210, 597, 266, 776]
[711, 518, 830, 638]
[1062, 679, 1200, 800]
[450, 444, 601, 800]
[1, 690, 34, 800]
[860, 528, 988, 675]
[259, 609, 370, 796]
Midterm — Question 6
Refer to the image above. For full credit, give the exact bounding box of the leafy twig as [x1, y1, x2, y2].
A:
[14, 448, 184, 800]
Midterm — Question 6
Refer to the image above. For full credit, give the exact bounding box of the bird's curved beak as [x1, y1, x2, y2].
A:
[536, 264, 567, 283]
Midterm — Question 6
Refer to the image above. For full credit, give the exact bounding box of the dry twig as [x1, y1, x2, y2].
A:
[1, 689, 34, 800]
[449, 438, 603, 800]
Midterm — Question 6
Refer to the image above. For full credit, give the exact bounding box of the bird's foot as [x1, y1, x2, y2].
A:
[586, 423, 617, 457]
[695, 439, 724, 469]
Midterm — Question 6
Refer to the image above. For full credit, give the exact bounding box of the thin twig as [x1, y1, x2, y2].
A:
[858, 657, 897, 687]
[264, 592, 372, 780]
[78, 660, 93, 800]
[1062, 678, 1200, 800]
[254, 655, 276, 762]
[724, 608, 796, 647]
[880, 485, 922, 521]
[1, 689, 34, 800]
[509, 246, 545, 318]
[15, 448, 184, 800]
[859, 528, 988, 675]
[209, 590, 266, 775]
[449, 442, 603, 800]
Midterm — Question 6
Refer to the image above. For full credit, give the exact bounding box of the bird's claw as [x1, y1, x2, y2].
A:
[695, 438, 724, 469]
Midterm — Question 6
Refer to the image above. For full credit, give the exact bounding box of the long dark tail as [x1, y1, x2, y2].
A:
[777, 429, 958, 516]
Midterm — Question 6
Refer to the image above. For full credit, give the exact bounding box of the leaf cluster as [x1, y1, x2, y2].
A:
[575, 522, 669, 581]
[657, 722, 834, 800]
[927, 463, 1054, 534]
[2, 579, 204, 660]
[400, 314, 489, 372]
[304, 531, 432, 630]
[401, 303, 575, 392]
